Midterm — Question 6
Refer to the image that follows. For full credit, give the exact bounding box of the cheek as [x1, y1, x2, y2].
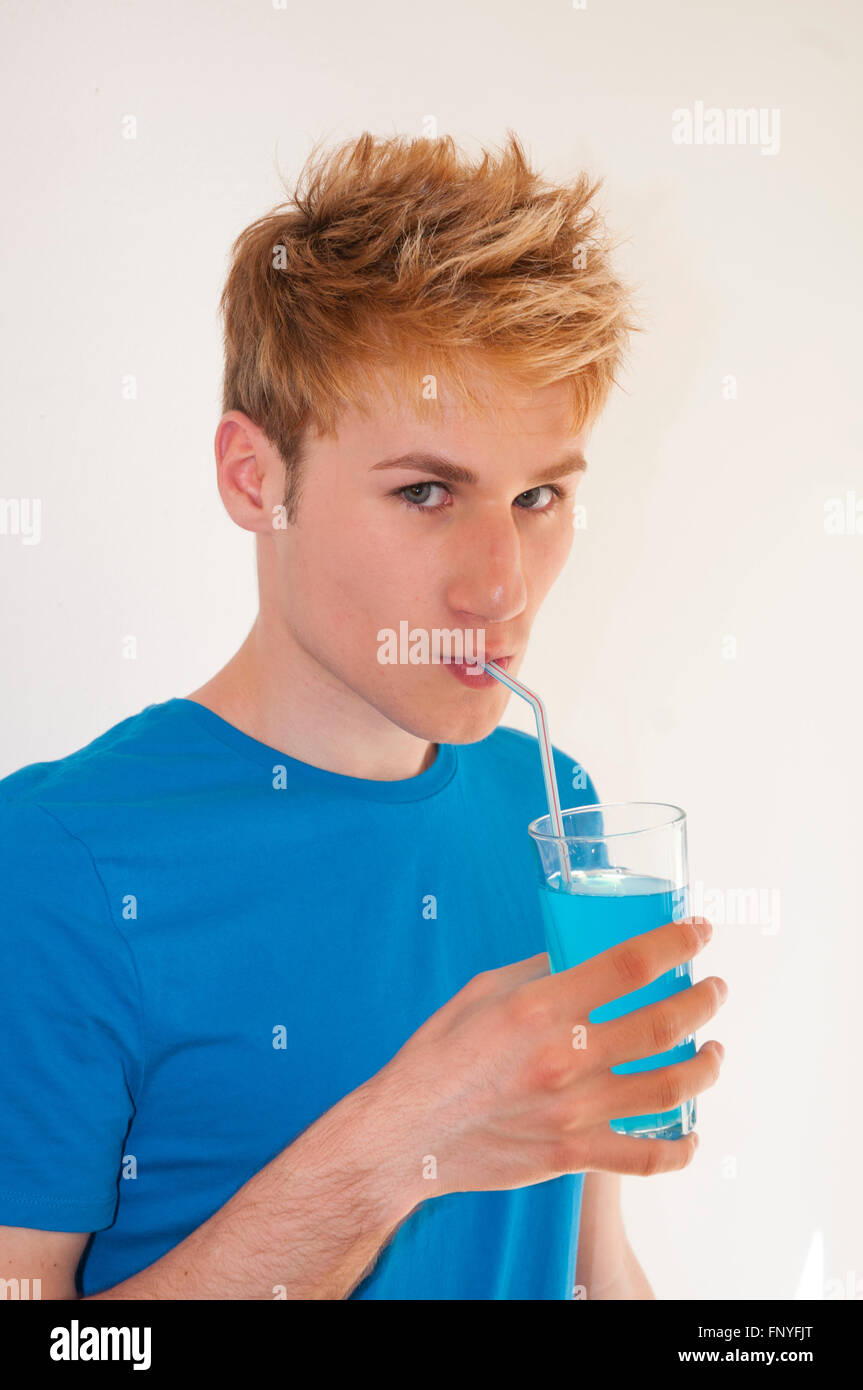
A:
[336, 511, 439, 599]
[528, 522, 573, 586]
[287, 511, 426, 623]
[286, 498, 369, 585]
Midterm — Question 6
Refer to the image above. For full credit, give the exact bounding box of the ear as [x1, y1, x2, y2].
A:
[214, 412, 280, 534]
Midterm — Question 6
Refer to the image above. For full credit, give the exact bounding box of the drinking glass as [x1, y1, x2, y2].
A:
[528, 802, 696, 1140]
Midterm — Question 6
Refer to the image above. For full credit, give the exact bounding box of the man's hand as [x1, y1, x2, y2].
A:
[370, 916, 727, 1200]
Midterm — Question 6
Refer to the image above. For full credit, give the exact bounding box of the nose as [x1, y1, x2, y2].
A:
[444, 508, 528, 625]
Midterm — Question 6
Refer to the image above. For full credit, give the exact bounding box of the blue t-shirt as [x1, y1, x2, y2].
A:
[0, 697, 600, 1299]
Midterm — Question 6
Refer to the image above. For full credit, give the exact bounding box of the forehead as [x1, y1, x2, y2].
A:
[318, 368, 587, 461]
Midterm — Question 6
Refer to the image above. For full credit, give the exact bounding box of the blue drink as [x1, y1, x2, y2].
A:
[537, 868, 696, 1139]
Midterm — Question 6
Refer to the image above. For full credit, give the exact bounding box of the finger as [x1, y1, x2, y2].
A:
[561, 1122, 699, 1177]
[552, 916, 712, 1018]
[594, 975, 728, 1070]
[602, 1038, 724, 1122]
[545, 1037, 723, 1131]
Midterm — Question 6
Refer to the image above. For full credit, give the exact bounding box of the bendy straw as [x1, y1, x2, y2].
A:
[476, 659, 572, 886]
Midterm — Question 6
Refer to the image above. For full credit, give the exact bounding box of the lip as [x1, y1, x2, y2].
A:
[446, 653, 513, 689]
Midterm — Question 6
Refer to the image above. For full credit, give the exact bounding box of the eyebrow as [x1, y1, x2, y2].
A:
[369, 449, 588, 486]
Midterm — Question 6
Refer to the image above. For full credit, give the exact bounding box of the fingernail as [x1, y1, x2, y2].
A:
[716, 978, 729, 1002]
[694, 917, 712, 942]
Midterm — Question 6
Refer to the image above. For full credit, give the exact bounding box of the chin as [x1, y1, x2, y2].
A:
[389, 695, 507, 747]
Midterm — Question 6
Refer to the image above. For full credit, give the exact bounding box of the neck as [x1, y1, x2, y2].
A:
[183, 611, 438, 781]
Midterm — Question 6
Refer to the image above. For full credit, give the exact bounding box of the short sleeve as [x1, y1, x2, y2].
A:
[0, 799, 142, 1232]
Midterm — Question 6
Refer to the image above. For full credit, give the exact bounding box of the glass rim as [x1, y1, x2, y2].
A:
[527, 800, 686, 844]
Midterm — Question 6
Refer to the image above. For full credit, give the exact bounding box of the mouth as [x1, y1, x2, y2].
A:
[445, 653, 513, 689]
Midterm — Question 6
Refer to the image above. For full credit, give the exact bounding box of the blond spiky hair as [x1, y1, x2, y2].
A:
[220, 130, 635, 518]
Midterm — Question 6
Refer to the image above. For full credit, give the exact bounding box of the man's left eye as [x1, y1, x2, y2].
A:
[515, 485, 559, 509]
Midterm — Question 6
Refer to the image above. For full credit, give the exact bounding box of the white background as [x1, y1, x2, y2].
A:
[1, 0, 860, 1299]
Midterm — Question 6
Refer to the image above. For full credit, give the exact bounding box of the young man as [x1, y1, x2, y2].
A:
[0, 132, 726, 1301]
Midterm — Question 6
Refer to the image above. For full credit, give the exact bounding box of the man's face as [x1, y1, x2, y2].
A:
[255, 372, 589, 744]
